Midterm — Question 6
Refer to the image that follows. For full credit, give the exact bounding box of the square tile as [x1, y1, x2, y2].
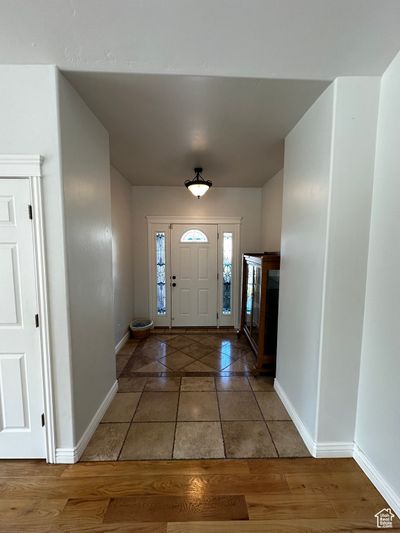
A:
[135, 342, 176, 360]
[116, 355, 130, 377]
[199, 351, 236, 371]
[248, 376, 274, 391]
[180, 343, 214, 359]
[255, 392, 291, 420]
[159, 351, 196, 371]
[101, 393, 141, 423]
[222, 421, 277, 458]
[133, 392, 179, 421]
[215, 376, 251, 391]
[178, 392, 219, 421]
[118, 376, 147, 392]
[135, 360, 170, 373]
[122, 354, 153, 373]
[119, 422, 175, 460]
[81, 423, 129, 461]
[166, 336, 193, 350]
[181, 377, 215, 391]
[181, 360, 216, 372]
[222, 359, 254, 372]
[144, 376, 181, 391]
[267, 421, 310, 457]
[173, 422, 224, 459]
[117, 343, 136, 356]
[217, 392, 263, 420]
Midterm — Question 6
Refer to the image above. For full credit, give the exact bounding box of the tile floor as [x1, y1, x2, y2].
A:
[82, 330, 310, 461]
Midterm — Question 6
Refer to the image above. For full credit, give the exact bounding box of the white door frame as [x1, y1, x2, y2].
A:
[0, 155, 55, 463]
[147, 216, 242, 329]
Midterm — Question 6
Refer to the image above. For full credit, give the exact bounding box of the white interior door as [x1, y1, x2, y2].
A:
[0, 179, 46, 458]
[171, 224, 217, 327]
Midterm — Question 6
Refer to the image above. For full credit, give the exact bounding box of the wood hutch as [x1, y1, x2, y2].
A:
[239, 252, 280, 375]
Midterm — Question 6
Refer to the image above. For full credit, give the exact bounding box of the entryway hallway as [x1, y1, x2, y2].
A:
[81, 331, 309, 461]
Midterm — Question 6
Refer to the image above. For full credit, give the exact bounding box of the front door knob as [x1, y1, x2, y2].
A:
[172, 282, 177, 287]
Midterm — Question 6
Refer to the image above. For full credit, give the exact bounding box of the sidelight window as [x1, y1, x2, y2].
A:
[222, 232, 233, 314]
[155, 232, 167, 315]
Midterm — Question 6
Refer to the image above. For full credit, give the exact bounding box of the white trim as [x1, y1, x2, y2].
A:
[354, 444, 400, 517]
[274, 379, 354, 458]
[115, 330, 130, 355]
[0, 155, 56, 463]
[274, 378, 316, 456]
[55, 380, 118, 464]
[0, 155, 43, 177]
[146, 215, 242, 225]
[31, 175, 56, 463]
[147, 216, 242, 328]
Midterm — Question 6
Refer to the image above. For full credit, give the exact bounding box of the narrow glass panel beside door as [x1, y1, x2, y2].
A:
[222, 232, 233, 315]
[156, 232, 167, 315]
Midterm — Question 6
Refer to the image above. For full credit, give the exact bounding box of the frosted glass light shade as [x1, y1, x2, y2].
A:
[187, 182, 210, 198]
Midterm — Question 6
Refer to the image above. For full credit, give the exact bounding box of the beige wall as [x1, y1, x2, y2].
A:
[58, 72, 115, 444]
[131, 186, 262, 317]
[111, 166, 134, 347]
[261, 169, 283, 251]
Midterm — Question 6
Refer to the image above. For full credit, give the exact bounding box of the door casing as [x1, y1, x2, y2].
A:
[147, 216, 242, 329]
[0, 155, 55, 463]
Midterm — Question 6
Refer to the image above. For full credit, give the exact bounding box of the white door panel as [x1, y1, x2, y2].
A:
[0, 179, 45, 458]
[171, 224, 217, 327]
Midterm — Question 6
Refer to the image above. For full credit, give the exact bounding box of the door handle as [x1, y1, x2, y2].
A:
[172, 282, 176, 287]
[172, 275, 176, 279]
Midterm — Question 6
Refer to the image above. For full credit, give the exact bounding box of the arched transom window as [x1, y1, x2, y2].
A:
[180, 229, 208, 243]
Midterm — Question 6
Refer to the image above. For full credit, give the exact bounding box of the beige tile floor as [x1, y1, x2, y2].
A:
[81, 331, 310, 461]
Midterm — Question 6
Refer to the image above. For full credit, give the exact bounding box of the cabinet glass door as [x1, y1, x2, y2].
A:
[245, 264, 254, 328]
[251, 264, 261, 343]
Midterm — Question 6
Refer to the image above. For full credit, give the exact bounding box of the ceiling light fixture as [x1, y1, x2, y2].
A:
[185, 167, 212, 199]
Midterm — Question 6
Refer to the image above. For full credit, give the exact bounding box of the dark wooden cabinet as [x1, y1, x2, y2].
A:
[239, 253, 280, 375]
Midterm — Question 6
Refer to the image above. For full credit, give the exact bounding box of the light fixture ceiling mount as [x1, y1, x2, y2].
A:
[185, 167, 212, 199]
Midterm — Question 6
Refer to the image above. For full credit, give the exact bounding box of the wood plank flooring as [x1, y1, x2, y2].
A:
[0, 458, 398, 532]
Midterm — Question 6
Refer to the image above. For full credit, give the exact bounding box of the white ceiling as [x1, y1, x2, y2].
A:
[65, 72, 329, 186]
[1, 1, 400, 80]
[2, 0, 400, 186]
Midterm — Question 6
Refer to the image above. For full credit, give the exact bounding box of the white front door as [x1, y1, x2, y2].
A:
[0, 179, 46, 458]
[171, 224, 218, 327]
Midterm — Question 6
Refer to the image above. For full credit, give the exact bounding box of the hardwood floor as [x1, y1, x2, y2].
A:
[0, 458, 398, 532]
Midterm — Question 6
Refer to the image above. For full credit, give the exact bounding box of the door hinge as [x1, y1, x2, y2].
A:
[217, 312, 219, 319]
[169, 224, 173, 229]
[35, 314, 39, 328]
[217, 232, 220, 239]
[28, 205, 33, 219]
[217, 273, 219, 280]
[41, 413, 45, 427]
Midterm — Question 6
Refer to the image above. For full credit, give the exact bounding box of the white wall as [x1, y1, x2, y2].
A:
[111, 166, 134, 347]
[261, 169, 283, 251]
[277, 78, 380, 446]
[277, 84, 334, 437]
[0, 65, 74, 449]
[58, 73, 115, 443]
[132, 186, 262, 317]
[316, 78, 380, 444]
[355, 50, 400, 507]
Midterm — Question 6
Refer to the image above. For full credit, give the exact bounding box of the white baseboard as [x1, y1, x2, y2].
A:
[274, 379, 353, 458]
[354, 444, 400, 517]
[274, 378, 399, 515]
[115, 331, 130, 354]
[314, 441, 354, 458]
[55, 380, 118, 464]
